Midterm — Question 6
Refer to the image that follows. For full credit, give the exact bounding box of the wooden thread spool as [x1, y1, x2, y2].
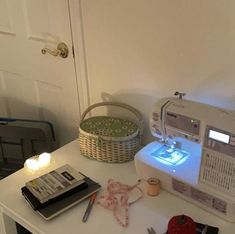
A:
[147, 178, 160, 196]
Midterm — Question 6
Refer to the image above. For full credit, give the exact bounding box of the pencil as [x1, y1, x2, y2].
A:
[82, 192, 97, 222]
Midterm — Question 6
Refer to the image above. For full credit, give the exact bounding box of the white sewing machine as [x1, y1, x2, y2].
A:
[135, 93, 235, 222]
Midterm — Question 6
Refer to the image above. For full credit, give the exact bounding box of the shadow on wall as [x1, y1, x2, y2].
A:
[100, 91, 164, 145]
[190, 68, 235, 110]
[99, 86, 235, 144]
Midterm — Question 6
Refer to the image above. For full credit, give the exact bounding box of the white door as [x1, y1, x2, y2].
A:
[0, 0, 81, 147]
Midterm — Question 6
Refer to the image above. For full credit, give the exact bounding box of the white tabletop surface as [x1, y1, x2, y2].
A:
[0, 140, 234, 234]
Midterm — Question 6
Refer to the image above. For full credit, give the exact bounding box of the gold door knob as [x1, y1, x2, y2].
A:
[41, 42, 69, 58]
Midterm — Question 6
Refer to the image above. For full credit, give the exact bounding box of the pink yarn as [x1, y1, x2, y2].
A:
[97, 179, 143, 227]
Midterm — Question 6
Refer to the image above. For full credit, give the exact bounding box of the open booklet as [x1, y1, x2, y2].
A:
[25, 164, 86, 203]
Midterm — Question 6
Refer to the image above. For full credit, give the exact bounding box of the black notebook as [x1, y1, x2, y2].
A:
[22, 176, 101, 220]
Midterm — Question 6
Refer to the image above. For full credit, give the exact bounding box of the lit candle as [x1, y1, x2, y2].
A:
[25, 158, 39, 171]
[38, 153, 51, 167]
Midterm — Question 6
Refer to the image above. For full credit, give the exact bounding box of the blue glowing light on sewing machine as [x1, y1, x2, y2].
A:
[151, 145, 189, 165]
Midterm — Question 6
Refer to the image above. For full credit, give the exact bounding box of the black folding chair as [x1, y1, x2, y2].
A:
[0, 118, 56, 178]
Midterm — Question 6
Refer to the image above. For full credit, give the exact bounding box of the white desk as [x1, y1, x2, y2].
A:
[0, 140, 234, 234]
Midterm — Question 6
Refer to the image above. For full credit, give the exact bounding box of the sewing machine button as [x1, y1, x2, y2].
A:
[230, 141, 235, 146]
[208, 139, 212, 147]
[230, 136, 235, 145]
[212, 141, 216, 148]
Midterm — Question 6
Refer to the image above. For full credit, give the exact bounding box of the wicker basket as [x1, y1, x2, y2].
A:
[78, 102, 143, 163]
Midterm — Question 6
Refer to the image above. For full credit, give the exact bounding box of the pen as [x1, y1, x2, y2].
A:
[82, 192, 97, 222]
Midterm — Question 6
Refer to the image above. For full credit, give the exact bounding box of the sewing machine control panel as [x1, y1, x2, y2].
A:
[200, 125, 235, 195]
[204, 126, 235, 157]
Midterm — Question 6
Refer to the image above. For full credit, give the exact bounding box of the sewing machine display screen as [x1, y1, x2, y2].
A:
[209, 130, 230, 144]
[151, 145, 189, 165]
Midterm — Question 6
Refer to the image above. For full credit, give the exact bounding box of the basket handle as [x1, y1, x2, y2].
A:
[81, 102, 144, 135]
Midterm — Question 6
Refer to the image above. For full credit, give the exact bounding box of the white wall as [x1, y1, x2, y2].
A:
[80, 0, 235, 143]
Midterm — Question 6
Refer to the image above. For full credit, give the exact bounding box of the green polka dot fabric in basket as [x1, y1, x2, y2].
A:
[80, 116, 138, 138]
